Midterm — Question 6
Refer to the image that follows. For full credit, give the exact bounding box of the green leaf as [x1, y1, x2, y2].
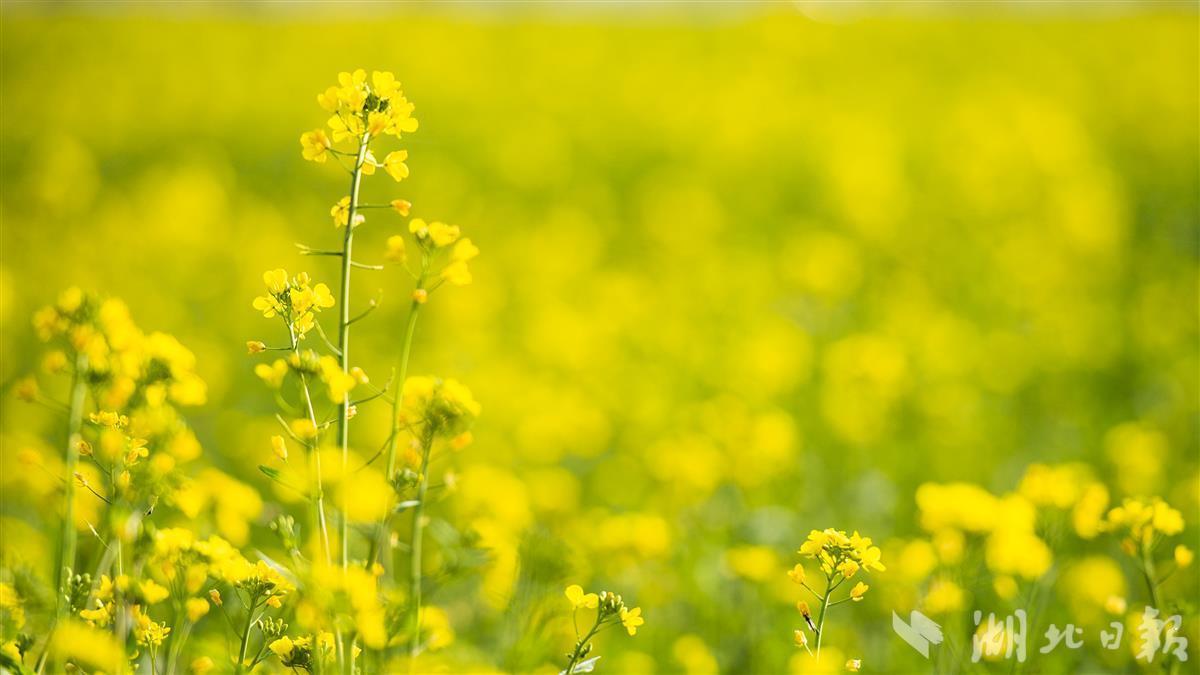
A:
[561, 656, 601, 675]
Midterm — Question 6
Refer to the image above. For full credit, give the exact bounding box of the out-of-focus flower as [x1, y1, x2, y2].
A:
[271, 435, 288, 461]
[185, 597, 209, 622]
[1176, 545, 1194, 568]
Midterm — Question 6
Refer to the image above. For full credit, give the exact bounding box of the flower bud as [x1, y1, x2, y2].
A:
[271, 435, 288, 461]
[794, 629, 808, 648]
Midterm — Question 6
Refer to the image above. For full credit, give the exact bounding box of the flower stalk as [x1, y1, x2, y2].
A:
[288, 322, 334, 567]
[336, 132, 371, 571]
[235, 595, 260, 674]
[406, 425, 435, 660]
[375, 266, 426, 576]
[561, 585, 643, 675]
[564, 616, 604, 675]
[813, 572, 843, 658]
[789, 528, 882, 665]
[55, 352, 88, 619]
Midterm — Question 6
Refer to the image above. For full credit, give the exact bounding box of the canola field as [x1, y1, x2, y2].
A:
[0, 5, 1196, 674]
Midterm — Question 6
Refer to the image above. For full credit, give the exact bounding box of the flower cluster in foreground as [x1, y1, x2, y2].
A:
[789, 528, 885, 669]
[246, 68, 481, 672]
[561, 584, 644, 674]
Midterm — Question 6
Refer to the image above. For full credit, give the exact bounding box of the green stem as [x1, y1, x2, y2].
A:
[407, 427, 435, 663]
[297, 368, 333, 566]
[56, 354, 88, 618]
[814, 593, 829, 658]
[564, 615, 605, 675]
[291, 354, 341, 672]
[336, 132, 370, 573]
[164, 604, 188, 675]
[815, 572, 844, 660]
[236, 596, 260, 674]
[1142, 540, 1162, 610]
[372, 284, 425, 575]
[115, 538, 126, 659]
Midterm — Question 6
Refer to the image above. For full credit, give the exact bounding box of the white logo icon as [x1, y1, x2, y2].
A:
[894, 610, 944, 658]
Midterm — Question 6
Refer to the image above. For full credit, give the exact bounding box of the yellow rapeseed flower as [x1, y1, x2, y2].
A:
[1176, 545, 1194, 568]
[372, 70, 403, 100]
[336, 69, 368, 110]
[139, 579, 170, 604]
[328, 112, 365, 143]
[787, 564, 806, 584]
[317, 86, 340, 112]
[319, 355, 357, 402]
[271, 435, 288, 461]
[50, 620, 124, 672]
[620, 606, 644, 636]
[793, 629, 808, 648]
[429, 221, 460, 247]
[383, 150, 409, 182]
[366, 111, 390, 137]
[565, 584, 599, 609]
[331, 197, 351, 228]
[300, 129, 331, 163]
[185, 597, 209, 622]
[452, 237, 479, 262]
[291, 418, 318, 439]
[385, 235, 406, 264]
[837, 560, 860, 579]
[441, 261, 472, 286]
[255, 359, 288, 388]
[269, 636, 294, 658]
[132, 605, 171, 647]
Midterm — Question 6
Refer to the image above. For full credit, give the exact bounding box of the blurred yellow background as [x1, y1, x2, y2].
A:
[1, 4, 1197, 673]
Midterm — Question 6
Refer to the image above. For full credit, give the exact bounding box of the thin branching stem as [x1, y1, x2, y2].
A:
[407, 427, 436, 665]
[336, 131, 371, 575]
[288, 322, 333, 567]
[373, 263, 428, 576]
[56, 353, 88, 618]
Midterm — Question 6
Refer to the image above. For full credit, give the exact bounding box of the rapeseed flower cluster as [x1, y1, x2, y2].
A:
[788, 528, 883, 667]
[5, 24, 1199, 674]
[251, 269, 335, 342]
[4, 290, 271, 674]
[1101, 497, 1190, 617]
[246, 68, 482, 672]
[916, 482, 1053, 583]
[561, 584, 644, 674]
